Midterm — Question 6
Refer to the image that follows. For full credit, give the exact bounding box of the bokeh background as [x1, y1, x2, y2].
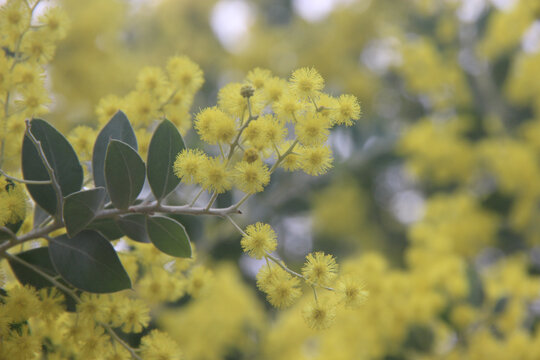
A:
[6, 0, 540, 358]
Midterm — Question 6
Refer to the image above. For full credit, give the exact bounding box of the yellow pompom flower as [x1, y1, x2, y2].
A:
[289, 67, 325, 100]
[332, 94, 362, 126]
[140, 330, 183, 360]
[12, 63, 43, 88]
[200, 157, 232, 194]
[273, 90, 302, 122]
[263, 76, 288, 103]
[256, 264, 302, 308]
[39, 7, 70, 40]
[302, 251, 339, 287]
[241, 222, 277, 259]
[246, 67, 272, 89]
[77, 293, 107, 322]
[96, 95, 123, 125]
[0, 180, 27, 225]
[120, 299, 150, 333]
[166, 55, 204, 92]
[18, 86, 50, 117]
[302, 298, 336, 330]
[124, 91, 159, 126]
[260, 114, 287, 145]
[234, 160, 270, 193]
[21, 31, 56, 63]
[0, 0, 31, 37]
[195, 106, 236, 144]
[4, 285, 40, 322]
[218, 82, 264, 118]
[243, 118, 266, 149]
[187, 266, 213, 298]
[336, 275, 368, 308]
[136, 66, 168, 95]
[300, 145, 333, 175]
[173, 149, 207, 185]
[37, 288, 65, 321]
[295, 112, 331, 146]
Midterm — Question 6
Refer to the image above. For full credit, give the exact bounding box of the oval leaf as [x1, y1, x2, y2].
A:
[92, 111, 137, 189]
[117, 214, 150, 243]
[8, 247, 58, 289]
[146, 215, 191, 257]
[147, 119, 185, 200]
[104, 140, 145, 209]
[49, 230, 131, 293]
[63, 188, 107, 237]
[22, 119, 83, 215]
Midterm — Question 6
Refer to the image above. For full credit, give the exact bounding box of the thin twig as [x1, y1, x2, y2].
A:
[0, 168, 52, 185]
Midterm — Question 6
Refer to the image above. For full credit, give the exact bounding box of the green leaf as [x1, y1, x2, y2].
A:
[146, 215, 191, 257]
[116, 214, 150, 243]
[147, 119, 184, 200]
[104, 140, 145, 209]
[92, 111, 137, 189]
[22, 119, 83, 215]
[49, 230, 131, 293]
[87, 218, 124, 241]
[8, 247, 58, 289]
[63, 188, 107, 237]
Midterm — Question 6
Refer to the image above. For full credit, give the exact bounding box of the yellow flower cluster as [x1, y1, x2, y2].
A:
[0, 0, 69, 170]
[173, 67, 361, 198]
[0, 233, 213, 360]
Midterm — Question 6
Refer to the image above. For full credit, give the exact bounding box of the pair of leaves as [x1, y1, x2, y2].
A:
[8, 231, 131, 293]
[9, 217, 191, 294]
[95, 112, 184, 210]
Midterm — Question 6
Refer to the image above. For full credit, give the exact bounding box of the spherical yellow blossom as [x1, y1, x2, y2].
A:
[289, 67, 325, 100]
[195, 106, 236, 144]
[39, 7, 70, 40]
[302, 297, 336, 330]
[12, 63, 43, 88]
[279, 141, 302, 171]
[263, 76, 288, 103]
[120, 299, 151, 333]
[141, 330, 183, 360]
[199, 157, 233, 194]
[273, 90, 302, 122]
[234, 160, 271, 193]
[218, 82, 264, 118]
[332, 94, 361, 126]
[246, 67, 272, 89]
[256, 264, 302, 308]
[37, 288, 65, 321]
[299, 145, 333, 175]
[173, 148, 208, 185]
[187, 266, 213, 298]
[96, 95, 123, 125]
[68, 125, 96, 162]
[136, 66, 168, 95]
[4, 285, 40, 322]
[295, 111, 331, 146]
[0, 179, 27, 225]
[166, 55, 204, 92]
[336, 275, 368, 307]
[0, 0, 30, 37]
[241, 222, 277, 259]
[302, 251, 338, 286]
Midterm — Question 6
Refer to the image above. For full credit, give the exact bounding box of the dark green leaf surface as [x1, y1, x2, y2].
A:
[92, 111, 137, 189]
[87, 218, 124, 240]
[147, 119, 184, 200]
[117, 214, 150, 243]
[104, 140, 145, 209]
[63, 188, 107, 237]
[8, 247, 58, 289]
[22, 119, 83, 215]
[146, 215, 191, 257]
[49, 230, 131, 293]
